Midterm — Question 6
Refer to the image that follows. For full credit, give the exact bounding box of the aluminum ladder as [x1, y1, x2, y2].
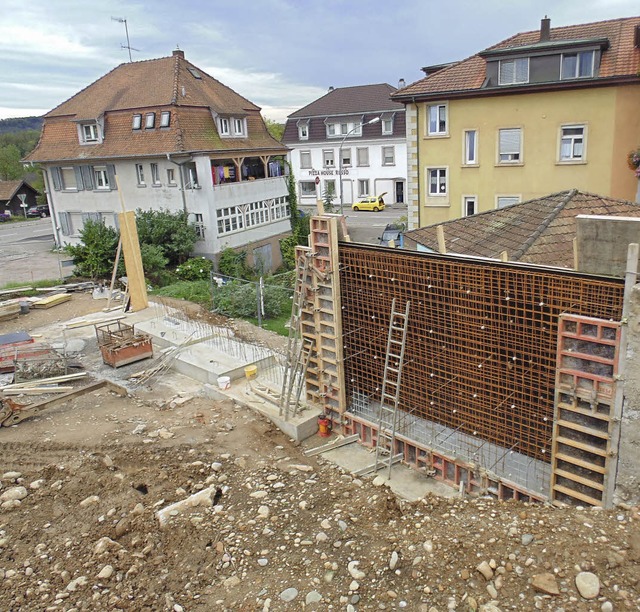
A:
[374, 298, 411, 478]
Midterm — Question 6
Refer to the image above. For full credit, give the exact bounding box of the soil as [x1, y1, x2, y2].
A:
[0, 292, 639, 611]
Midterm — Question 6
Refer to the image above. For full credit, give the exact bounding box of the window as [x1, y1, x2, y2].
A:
[358, 179, 370, 197]
[464, 130, 478, 165]
[323, 149, 334, 168]
[145, 113, 155, 129]
[298, 123, 309, 140]
[60, 167, 77, 190]
[561, 51, 594, 79]
[300, 181, 316, 196]
[499, 58, 529, 85]
[428, 104, 447, 135]
[559, 125, 586, 161]
[498, 128, 522, 163]
[136, 164, 146, 186]
[326, 123, 336, 137]
[341, 148, 352, 167]
[428, 168, 447, 196]
[497, 196, 520, 209]
[233, 118, 245, 135]
[382, 118, 393, 135]
[132, 114, 142, 130]
[194, 213, 205, 239]
[219, 118, 230, 135]
[82, 124, 99, 142]
[463, 196, 477, 217]
[356, 147, 369, 167]
[151, 163, 161, 185]
[160, 111, 171, 128]
[300, 151, 312, 169]
[185, 162, 199, 188]
[382, 146, 395, 166]
[94, 166, 110, 190]
[167, 168, 176, 185]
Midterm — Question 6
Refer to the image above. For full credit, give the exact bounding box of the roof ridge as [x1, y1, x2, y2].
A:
[512, 188, 577, 260]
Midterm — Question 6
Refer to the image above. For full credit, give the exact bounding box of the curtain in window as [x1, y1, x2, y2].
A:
[499, 129, 521, 155]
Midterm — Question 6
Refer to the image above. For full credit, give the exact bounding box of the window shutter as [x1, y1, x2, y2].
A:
[50, 167, 62, 191]
[74, 167, 84, 191]
[499, 129, 520, 154]
[81, 165, 94, 190]
[59, 212, 71, 236]
[107, 165, 117, 190]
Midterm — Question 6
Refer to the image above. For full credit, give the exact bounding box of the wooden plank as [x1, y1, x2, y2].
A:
[557, 419, 609, 439]
[552, 483, 601, 506]
[3, 386, 74, 396]
[303, 434, 359, 456]
[64, 315, 126, 330]
[557, 402, 611, 422]
[555, 435, 608, 457]
[3, 371, 88, 390]
[554, 452, 607, 474]
[553, 468, 604, 491]
[118, 208, 148, 312]
[32, 293, 72, 309]
[0, 286, 33, 296]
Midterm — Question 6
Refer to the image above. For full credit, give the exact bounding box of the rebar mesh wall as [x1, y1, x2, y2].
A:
[339, 246, 624, 461]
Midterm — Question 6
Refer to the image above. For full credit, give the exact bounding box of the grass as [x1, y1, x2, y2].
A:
[247, 313, 291, 336]
[150, 280, 212, 307]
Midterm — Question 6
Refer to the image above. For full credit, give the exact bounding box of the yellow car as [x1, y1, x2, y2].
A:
[352, 193, 387, 212]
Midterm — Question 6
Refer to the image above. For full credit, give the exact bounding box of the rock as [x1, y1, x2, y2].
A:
[279, 587, 298, 602]
[97, 565, 113, 580]
[479, 604, 503, 612]
[224, 575, 240, 589]
[389, 551, 399, 570]
[93, 537, 120, 555]
[79, 495, 100, 507]
[486, 583, 498, 599]
[476, 561, 494, 580]
[114, 518, 130, 538]
[131, 424, 147, 435]
[211, 462, 223, 472]
[349, 580, 360, 591]
[29, 480, 44, 490]
[530, 572, 560, 595]
[306, 590, 322, 604]
[423, 540, 434, 553]
[66, 576, 88, 591]
[250, 490, 268, 499]
[257, 505, 270, 518]
[2, 471, 22, 481]
[373, 475, 386, 487]
[316, 532, 328, 542]
[521, 533, 534, 545]
[600, 602, 613, 612]
[258, 558, 268, 566]
[157, 428, 174, 440]
[575, 571, 600, 599]
[1, 500, 21, 510]
[0, 486, 27, 502]
[348, 560, 366, 580]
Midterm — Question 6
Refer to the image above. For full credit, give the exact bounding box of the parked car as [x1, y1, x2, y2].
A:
[26, 205, 50, 218]
[379, 222, 406, 247]
[0, 212, 11, 222]
[352, 192, 387, 212]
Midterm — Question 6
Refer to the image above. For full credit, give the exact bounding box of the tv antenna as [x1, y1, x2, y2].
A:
[111, 17, 139, 62]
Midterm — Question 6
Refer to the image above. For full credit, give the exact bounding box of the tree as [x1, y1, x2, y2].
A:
[0, 144, 23, 180]
[263, 117, 285, 141]
[135, 209, 198, 266]
[65, 219, 120, 279]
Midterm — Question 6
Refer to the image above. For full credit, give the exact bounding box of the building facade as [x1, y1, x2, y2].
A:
[24, 50, 291, 272]
[392, 16, 640, 229]
[282, 84, 407, 211]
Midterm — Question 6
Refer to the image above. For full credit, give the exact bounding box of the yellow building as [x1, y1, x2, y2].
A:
[392, 16, 640, 229]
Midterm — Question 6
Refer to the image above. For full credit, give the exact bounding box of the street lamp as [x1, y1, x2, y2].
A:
[339, 116, 380, 214]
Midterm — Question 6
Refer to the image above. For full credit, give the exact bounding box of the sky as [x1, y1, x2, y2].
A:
[0, 0, 638, 123]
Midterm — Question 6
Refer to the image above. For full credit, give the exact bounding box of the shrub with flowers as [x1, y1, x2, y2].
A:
[175, 256, 214, 281]
[628, 148, 640, 178]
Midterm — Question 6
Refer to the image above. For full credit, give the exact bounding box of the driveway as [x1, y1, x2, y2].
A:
[0, 218, 72, 286]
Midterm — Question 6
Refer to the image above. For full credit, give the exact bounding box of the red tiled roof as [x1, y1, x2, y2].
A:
[395, 16, 640, 99]
[25, 52, 287, 163]
[404, 190, 640, 269]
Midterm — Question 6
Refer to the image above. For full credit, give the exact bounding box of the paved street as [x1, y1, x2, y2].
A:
[0, 218, 69, 285]
[342, 203, 407, 245]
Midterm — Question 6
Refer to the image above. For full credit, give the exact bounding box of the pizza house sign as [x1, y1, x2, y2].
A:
[307, 168, 350, 176]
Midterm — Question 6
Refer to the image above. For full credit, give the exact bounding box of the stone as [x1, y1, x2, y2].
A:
[373, 475, 386, 487]
[97, 565, 113, 580]
[521, 533, 534, 545]
[476, 561, 494, 580]
[279, 587, 298, 602]
[575, 571, 600, 599]
[66, 576, 88, 591]
[389, 551, 399, 570]
[349, 580, 359, 591]
[600, 602, 613, 612]
[79, 495, 100, 507]
[2, 471, 22, 481]
[258, 558, 268, 567]
[486, 583, 498, 599]
[224, 575, 240, 589]
[0, 486, 27, 502]
[530, 572, 560, 595]
[348, 561, 366, 580]
[250, 490, 268, 499]
[114, 518, 130, 538]
[93, 537, 119, 555]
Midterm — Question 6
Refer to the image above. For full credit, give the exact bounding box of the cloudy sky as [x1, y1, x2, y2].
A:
[1, 0, 638, 122]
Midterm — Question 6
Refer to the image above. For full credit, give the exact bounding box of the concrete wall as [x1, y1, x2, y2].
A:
[618, 283, 640, 504]
[577, 216, 640, 277]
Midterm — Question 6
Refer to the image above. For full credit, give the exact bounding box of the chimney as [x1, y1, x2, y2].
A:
[173, 49, 185, 59]
[398, 78, 406, 89]
[540, 16, 551, 42]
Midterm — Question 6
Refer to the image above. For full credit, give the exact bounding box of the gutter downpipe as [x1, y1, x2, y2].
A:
[166, 153, 188, 214]
[42, 167, 62, 249]
[414, 97, 421, 229]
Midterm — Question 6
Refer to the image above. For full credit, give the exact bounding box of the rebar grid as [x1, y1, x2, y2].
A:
[340, 247, 624, 462]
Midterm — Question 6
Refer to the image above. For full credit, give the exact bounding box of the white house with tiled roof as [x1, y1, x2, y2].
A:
[282, 84, 407, 211]
[24, 50, 291, 272]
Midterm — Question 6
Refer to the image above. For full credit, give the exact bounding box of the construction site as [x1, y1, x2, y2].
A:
[0, 211, 639, 610]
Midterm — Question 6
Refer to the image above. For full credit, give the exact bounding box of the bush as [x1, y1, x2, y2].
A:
[65, 219, 120, 279]
[218, 248, 252, 279]
[135, 209, 198, 266]
[152, 280, 212, 307]
[140, 243, 169, 284]
[176, 256, 214, 281]
[212, 280, 293, 319]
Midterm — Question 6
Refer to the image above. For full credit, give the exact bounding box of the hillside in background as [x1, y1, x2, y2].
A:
[0, 116, 43, 135]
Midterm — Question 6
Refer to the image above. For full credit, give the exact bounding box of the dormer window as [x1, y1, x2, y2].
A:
[132, 114, 142, 130]
[498, 58, 529, 85]
[160, 111, 171, 127]
[297, 119, 309, 140]
[82, 123, 99, 143]
[233, 118, 245, 136]
[145, 113, 155, 129]
[561, 51, 594, 79]
[219, 117, 230, 135]
[382, 118, 393, 135]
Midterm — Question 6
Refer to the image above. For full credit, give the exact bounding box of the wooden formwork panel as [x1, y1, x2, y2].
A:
[339, 245, 624, 463]
[551, 315, 622, 508]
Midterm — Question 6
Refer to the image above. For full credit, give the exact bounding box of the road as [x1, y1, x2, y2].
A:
[0, 218, 69, 285]
[341, 203, 408, 245]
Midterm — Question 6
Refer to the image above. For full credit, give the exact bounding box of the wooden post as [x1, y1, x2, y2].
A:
[436, 225, 446, 254]
[105, 238, 123, 311]
[500, 251, 509, 262]
[572, 237, 578, 271]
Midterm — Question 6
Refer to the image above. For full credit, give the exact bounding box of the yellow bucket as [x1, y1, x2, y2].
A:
[244, 365, 258, 380]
